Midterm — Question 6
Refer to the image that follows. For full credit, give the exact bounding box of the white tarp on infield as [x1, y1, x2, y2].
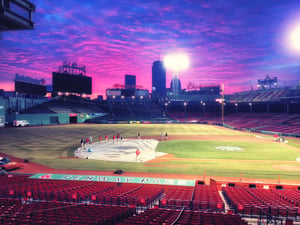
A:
[74, 139, 165, 162]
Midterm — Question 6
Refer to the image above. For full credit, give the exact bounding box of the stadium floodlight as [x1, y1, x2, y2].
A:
[289, 25, 300, 52]
[164, 53, 190, 72]
[164, 53, 189, 93]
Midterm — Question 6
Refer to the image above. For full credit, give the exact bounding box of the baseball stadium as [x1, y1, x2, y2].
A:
[1, 1, 300, 225]
[1, 84, 300, 225]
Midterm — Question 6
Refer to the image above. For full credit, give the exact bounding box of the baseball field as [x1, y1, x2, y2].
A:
[1, 123, 300, 182]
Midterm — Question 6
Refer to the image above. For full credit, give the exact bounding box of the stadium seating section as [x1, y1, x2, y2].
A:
[14, 87, 300, 136]
[1, 174, 300, 224]
[169, 112, 300, 135]
[223, 186, 300, 218]
[228, 88, 291, 103]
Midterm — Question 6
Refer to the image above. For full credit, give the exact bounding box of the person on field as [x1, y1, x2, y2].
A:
[161, 132, 164, 140]
[138, 132, 141, 139]
[81, 138, 84, 148]
[99, 136, 102, 144]
[83, 138, 86, 149]
[136, 149, 141, 161]
[165, 132, 168, 141]
[85, 137, 89, 148]
[105, 135, 108, 141]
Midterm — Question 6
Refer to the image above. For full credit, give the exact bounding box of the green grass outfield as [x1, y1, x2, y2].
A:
[1, 123, 300, 180]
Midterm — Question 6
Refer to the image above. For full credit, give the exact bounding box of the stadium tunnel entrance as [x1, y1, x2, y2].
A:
[69, 116, 77, 123]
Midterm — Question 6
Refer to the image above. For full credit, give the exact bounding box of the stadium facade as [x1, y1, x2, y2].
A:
[1, 61, 300, 137]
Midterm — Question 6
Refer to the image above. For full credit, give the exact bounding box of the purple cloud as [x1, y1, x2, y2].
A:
[1, 0, 300, 97]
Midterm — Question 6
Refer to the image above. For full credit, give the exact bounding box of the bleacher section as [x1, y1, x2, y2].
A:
[223, 186, 300, 218]
[108, 101, 134, 120]
[159, 186, 194, 209]
[101, 100, 166, 121]
[167, 93, 220, 102]
[229, 88, 291, 103]
[21, 103, 55, 114]
[20, 95, 170, 122]
[117, 208, 249, 225]
[172, 112, 300, 136]
[2, 174, 300, 224]
[222, 113, 300, 135]
[21, 95, 106, 114]
[0, 199, 134, 224]
[192, 185, 225, 211]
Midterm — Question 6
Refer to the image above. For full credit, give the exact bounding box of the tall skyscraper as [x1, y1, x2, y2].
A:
[152, 60, 166, 98]
[125, 74, 136, 89]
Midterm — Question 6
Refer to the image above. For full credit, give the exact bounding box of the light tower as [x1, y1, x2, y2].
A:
[164, 53, 189, 94]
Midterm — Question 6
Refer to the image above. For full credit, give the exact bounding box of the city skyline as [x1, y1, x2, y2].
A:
[1, 0, 300, 98]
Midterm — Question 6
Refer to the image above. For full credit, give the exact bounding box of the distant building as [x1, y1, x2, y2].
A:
[152, 60, 166, 99]
[96, 95, 103, 101]
[125, 74, 136, 90]
[0, 0, 35, 31]
[170, 77, 181, 93]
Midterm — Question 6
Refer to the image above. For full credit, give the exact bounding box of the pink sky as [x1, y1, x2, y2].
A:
[1, 0, 300, 98]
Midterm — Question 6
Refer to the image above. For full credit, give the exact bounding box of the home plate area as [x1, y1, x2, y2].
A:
[74, 139, 166, 162]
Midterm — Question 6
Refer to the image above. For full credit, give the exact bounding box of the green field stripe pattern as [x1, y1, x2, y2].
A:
[1, 124, 300, 180]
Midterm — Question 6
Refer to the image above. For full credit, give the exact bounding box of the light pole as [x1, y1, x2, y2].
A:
[184, 102, 187, 121]
[16, 92, 19, 112]
[235, 103, 238, 113]
[200, 101, 206, 113]
[165, 102, 168, 116]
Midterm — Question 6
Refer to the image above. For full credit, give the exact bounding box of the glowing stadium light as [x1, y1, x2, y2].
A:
[289, 25, 300, 51]
[215, 98, 224, 103]
[283, 20, 300, 55]
[164, 53, 190, 71]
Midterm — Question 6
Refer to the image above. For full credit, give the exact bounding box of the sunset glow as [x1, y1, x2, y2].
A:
[1, 0, 300, 97]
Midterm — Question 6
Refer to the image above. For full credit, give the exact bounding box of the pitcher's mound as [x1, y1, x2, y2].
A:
[74, 139, 166, 162]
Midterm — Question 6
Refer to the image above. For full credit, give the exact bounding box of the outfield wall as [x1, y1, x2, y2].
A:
[12, 113, 100, 126]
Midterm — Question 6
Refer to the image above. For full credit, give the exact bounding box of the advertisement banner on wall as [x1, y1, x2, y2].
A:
[30, 173, 195, 186]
